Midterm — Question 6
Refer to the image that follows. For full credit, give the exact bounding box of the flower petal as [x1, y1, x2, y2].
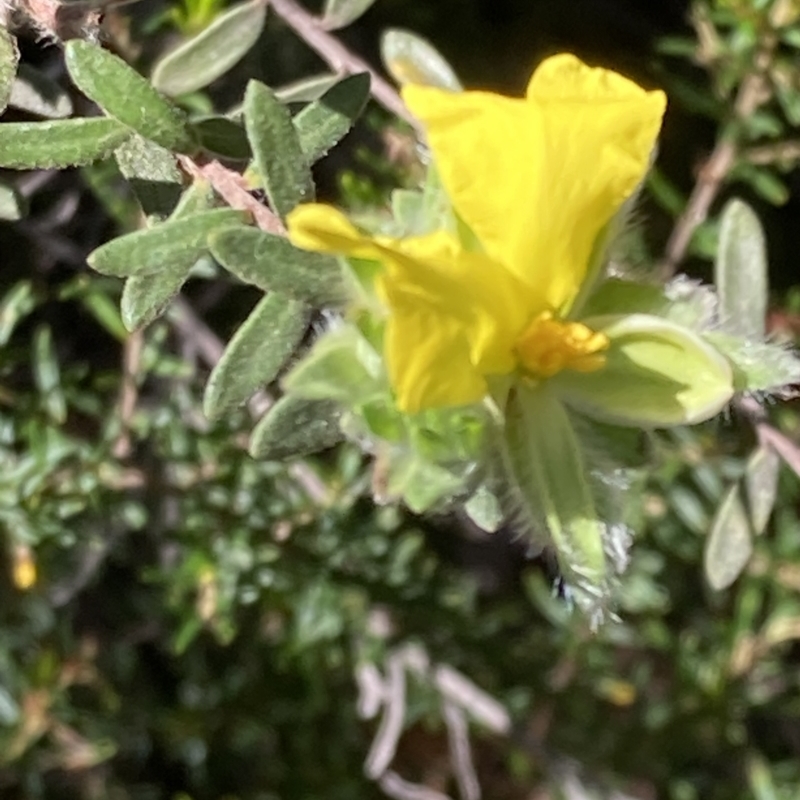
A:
[550, 314, 733, 427]
[286, 203, 377, 258]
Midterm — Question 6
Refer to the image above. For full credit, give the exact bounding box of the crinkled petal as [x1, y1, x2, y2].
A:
[550, 314, 733, 427]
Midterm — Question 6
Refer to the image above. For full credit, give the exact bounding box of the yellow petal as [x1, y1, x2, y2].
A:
[385, 307, 486, 413]
[525, 54, 666, 310]
[402, 83, 546, 289]
[286, 203, 378, 259]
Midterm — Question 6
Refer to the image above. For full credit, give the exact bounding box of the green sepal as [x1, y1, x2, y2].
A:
[502, 382, 610, 622]
[553, 314, 734, 427]
[380, 449, 464, 514]
[249, 395, 342, 460]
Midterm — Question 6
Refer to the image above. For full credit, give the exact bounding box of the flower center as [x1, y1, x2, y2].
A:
[514, 311, 609, 379]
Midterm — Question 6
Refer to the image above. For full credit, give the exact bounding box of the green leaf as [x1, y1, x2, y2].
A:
[321, 0, 377, 29]
[282, 326, 384, 406]
[209, 225, 351, 305]
[203, 292, 310, 419]
[464, 483, 504, 533]
[249, 395, 341, 459]
[33, 325, 66, 424]
[380, 29, 462, 91]
[553, 314, 734, 427]
[744, 444, 780, 535]
[88, 209, 247, 276]
[0, 118, 131, 169]
[65, 40, 195, 152]
[704, 334, 800, 392]
[0, 26, 20, 115]
[0, 178, 26, 220]
[276, 73, 340, 103]
[151, 0, 267, 96]
[502, 383, 609, 623]
[115, 135, 184, 219]
[715, 199, 768, 340]
[244, 79, 314, 218]
[0, 280, 37, 346]
[192, 116, 251, 160]
[704, 483, 753, 591]
[294, 73, 370, 164]
[8, 63, 73, 118]
[382, 450, 463, 514]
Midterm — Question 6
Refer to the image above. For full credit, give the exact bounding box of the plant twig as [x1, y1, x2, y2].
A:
[112, 328, 143, 459]
[659, 25, 777, 278]
[268, 0, 419, 131]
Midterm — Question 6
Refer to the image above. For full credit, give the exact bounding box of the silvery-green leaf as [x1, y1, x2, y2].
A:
[152, 0, 267, 96]
[704, 333, 800, 393]
[0, 280, 37, 345]
[715, 199, 768, 340]
[8, 64, 72, 118]
[380, 29, 462, 91]
[321, 0, 377, 30]
[88, 209, 247, 276]
[293, 73, 370, 163]
[204, 292, 309, 419]
[249, 395, 341, 459]
[704, 483, 753, 590]
[276, 74, 340, 103]
[65, 40, 195, 152]
[115, 135, 184, 219]
[0, 26, 19, 115]
[745, 445, 780, 535]
[244, 80, 314, 218]
[192, 116, 251, 160]
[382, 450, 463, 514]
[464, 484, 504, 533]
[0, 118, 130, 169]
[0, 179, 26, 220]
[502, 383, 609, 622]
[209, 225, 351, 306]
[553, 314, 734, 427]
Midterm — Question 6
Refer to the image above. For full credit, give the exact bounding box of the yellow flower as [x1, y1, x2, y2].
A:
[288, 55, 681, 415]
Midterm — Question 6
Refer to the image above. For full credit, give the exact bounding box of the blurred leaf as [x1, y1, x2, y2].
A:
[33, 326, 66, 424]
[0, 118, 130, 168]
[745, 445, 780, 535]
[152, 0, 267, 96]
[384, 450, 462, 513]
[244, 80, 314, 218]
[747, 753, 780, 800]
[705, 483, 753, 591]
[8, 63, 72, 118]
[380, 28, 462, 91]
[0, 280, 37, 345]
[464, 483, 504, 533]
[203, 292, 310, 419]
[283, 326, 384, 406]
[321, 0, 376, 29]
[0, 685, 20, 726]
[715, 199, 768, 340]
[704, 334, 800, 392]
[276, 73, 340, 103]
[209, 225, 350, 305]
[249, 395, 341, 459]
[115, 135, 184, 219]
[0, 26, 20, 115]
[88, 209, 247, 276]
[65, 40, 195, 152]
[192, 116, 251, 159]
[0, 179, 26, 220]
[294, 72, 370, 163]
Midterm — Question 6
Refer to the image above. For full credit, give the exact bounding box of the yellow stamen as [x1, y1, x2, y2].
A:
[515, 311, 609, 379]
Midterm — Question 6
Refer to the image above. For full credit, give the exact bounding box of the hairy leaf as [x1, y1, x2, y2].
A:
[0, 26, 20, 115]
[321, 0, 377, 30]
[249, 395, 341, 459]
[8, 64, 72, 118]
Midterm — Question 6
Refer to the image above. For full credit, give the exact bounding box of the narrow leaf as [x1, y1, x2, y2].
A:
[294, 72, 370, 163]
[88, 209, 248, 276]
[152, 0, 267, 96]
[745, 445, 780, 535]
[503, 383, 609, 622]
[0, 26, 20, 115]
[204, 292, 310, 420]
[0, 118, 130, 169]
[704, 483, 753, 590]
[115, 135, 184, 219]
[380, 29, 462, 91]
[0, 281, 37, 346]
[715, 199, 768, 340]
[192, 116, 251, 160]
[209, 225, 350, 305]
[276, 73, 340, 103]
[244, 79, 314, 218]
[65, 40, 195, 152]
[321, 0, 377, 30]
[249, 395, 341, 459]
